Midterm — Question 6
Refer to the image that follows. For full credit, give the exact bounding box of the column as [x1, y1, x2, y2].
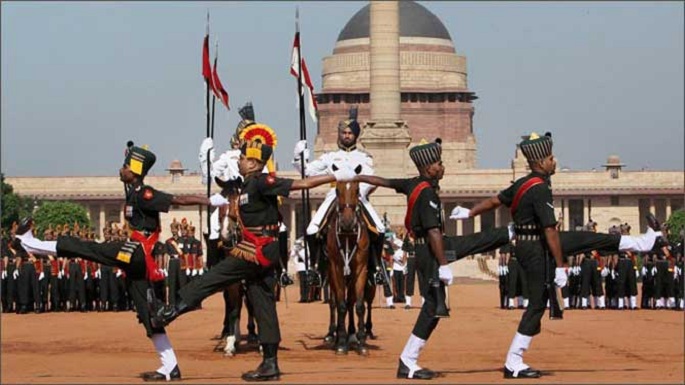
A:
[583, 198, 589, 223]
[289, 204, 297, 242]
[562, 199, 569, 231]
[473, 214, 481, 233]
[99, 204, 106, 238]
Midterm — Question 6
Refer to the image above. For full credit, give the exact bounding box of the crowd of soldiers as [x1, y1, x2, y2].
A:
[0, 218, 205, 314]
[497, 222, 685, 311]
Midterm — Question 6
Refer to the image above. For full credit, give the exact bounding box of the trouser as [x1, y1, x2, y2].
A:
[410, 244, 442, 340]
[654, 262, 674, 300]
[393, 269, 406, 302]
[507, 258, 527, 302]
[641, 276, 654, 308]
[382, 271, 393, 298]
[56, 235, 165, 337]
[5, 264, 17, 311]
[39, 269, 50, 306]
[405, 257, 417, 296]
[580, 259, 604, 298]
[166, 258, 185, 307]
[1, 276, 7, 311]
[18, 263, 41, 309]
[514, 241, 554, 337]
[49, 275, 61, 310]
[178, 241, 281, 345]
[499, 272, 508, 308]
[67, 262, 86, 308]
[99, 265, 116, 307]
[616, 258, 637, 298]
[297, 271, 307, 301]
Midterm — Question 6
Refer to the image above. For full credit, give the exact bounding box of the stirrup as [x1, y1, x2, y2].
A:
[278, 272, 294, 287]
[306, 270, 322, 287]
[373, 271, 386, 285]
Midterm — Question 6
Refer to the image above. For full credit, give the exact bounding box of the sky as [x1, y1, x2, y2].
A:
[2, 1, 683, 177]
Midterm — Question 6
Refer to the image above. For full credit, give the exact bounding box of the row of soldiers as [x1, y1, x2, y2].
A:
[497, 243, 684, 311]
[0, 217, 206, 314]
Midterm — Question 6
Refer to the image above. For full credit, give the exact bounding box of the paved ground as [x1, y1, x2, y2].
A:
[2, 279, 683, 384]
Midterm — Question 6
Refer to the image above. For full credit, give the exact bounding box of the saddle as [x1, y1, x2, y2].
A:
[318, 198, 380, 236]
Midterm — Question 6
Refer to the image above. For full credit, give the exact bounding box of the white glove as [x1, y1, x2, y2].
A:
[504, 266, 509, 274]
[449, 206, 471, 220]
[115, 270, 122, 278]
[84, 272, 88, 281]
[163, 269, 168, 277]
[96, 269, 101, 279]
[186, 268, 191, 276]
[198, 268, 204, 276]
[38, 272, 45, 281]
[192, 269, 198, 276]
[332, 165, 356, 182]
[610, 270, 616, 279]
[635, 270, 640, 279]
[554, 267, 568, 288]
[601, 267, 609, 277]
[13, 270, 19, 279]
[58, 271, 63, 279]
[1, 271, 6, 279]
[651, 266, 657, 276]
[438, 265, 453, 286]
[293, 140, 309, 161]
[209, 193, 229, 207]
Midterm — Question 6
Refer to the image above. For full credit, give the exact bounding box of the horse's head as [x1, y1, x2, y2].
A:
[334, 164, 363, 233]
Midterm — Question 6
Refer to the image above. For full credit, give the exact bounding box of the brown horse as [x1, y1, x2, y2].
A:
[324, 180, 374, 355]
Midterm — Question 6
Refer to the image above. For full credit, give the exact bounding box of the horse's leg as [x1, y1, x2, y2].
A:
[365, 279, 376, 340]
[224, 283, 242, 357]
[355, 263, 369, 355]
[325, 295, 336, 344]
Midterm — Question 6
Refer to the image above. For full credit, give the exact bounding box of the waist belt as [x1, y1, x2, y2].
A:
[244, 225, 279, 236]
[515, 234, 541, 242]
[414, 237, 427, 245]
[514, 224, 541, 234]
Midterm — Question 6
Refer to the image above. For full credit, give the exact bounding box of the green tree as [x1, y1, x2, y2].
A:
[1, 173, 35, 229]
[665, 209, 685, 244]
[33, 201, 90, 237]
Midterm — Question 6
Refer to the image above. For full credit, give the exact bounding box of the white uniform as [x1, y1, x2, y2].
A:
[294, 147, 384, 235]
[289, 241, 307, 273]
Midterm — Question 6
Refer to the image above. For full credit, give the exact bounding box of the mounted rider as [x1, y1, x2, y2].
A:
[292, 106, 387, 284]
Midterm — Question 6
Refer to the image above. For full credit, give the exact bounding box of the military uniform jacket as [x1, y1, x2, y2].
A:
[497, 172, 557, 229]
[230, 173, 293, 265]
[124, 183, 173, 233]
[300, 146, 376, 197]
[388, 176, 443, 238]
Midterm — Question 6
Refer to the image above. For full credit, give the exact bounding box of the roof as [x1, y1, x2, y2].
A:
[337, 1, 452, 42]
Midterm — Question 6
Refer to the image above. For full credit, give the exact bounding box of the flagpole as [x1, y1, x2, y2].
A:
[205, 11, 212, 237]
[295, 7, 313, 288]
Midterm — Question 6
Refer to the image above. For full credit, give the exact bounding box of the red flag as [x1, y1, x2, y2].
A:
[290, 32, 317, 122]
[202, 35, 212, 84]
[212, 57, 230, 109]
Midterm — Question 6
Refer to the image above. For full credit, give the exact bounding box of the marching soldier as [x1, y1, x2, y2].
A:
[151, 139, 355, 381]
[15, 142, 229, 381]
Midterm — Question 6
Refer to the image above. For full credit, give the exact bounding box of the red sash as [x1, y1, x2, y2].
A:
[510, 177, 544, 215]
[130, 230, 164, 282]
[404, 181, 431, 235]
[240, 227, 275, 267]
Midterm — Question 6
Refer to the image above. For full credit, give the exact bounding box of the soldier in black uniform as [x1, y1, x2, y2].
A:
[469, 132, 566, 379]
[356, 141, 484, 380]
[151, 140, 354, 382]
[403, 232, 417, 309]
[15, 143, 228, 382]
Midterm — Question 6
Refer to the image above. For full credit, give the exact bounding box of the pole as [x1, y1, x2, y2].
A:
[295, 8, 313, 292]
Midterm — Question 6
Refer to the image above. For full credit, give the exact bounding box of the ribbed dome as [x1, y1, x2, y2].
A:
[337, 1, 452, 41]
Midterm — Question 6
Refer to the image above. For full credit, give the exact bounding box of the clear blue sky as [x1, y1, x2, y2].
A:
[2, 1, 683, 177]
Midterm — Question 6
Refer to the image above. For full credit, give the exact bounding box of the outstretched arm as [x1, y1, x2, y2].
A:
[356, 175, 394, 189]
[469, 196, 502, 218]
[290, 174, 336, 190]
[171, 195, 211, 206]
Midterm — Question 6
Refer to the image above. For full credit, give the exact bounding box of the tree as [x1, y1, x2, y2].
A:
[33, 201, 91, 237]
[665, 209, 685, 244]
[1, 173, 35, 229]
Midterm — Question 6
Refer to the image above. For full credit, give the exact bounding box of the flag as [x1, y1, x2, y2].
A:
[212, 56, 230, 109]
[202, 35, 212, 84]
[290, 32, 318, 122]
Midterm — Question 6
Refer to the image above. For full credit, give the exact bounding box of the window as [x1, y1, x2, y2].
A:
[610, 196, 619, 206]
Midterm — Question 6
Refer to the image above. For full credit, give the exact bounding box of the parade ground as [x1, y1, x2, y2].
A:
[2, 278, 683, 384]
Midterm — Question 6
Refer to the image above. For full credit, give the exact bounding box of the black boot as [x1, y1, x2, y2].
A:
[141, 364, 182, 382]
[151, 301, 193, 329]
[430, 280, 450, 318]
[241, 344, 281, 381]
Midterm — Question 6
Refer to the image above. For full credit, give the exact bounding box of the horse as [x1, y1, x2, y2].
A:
[323, 179, 374, 355]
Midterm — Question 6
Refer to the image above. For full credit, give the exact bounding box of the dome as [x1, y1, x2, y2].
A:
[167, 159, 186, 171]
[337, 1, 452, 42]
[603, 155, 625, 167]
